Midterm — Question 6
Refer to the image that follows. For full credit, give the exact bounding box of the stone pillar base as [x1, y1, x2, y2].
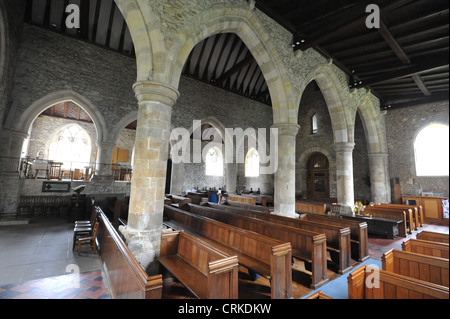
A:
[119, 226, 162, 274]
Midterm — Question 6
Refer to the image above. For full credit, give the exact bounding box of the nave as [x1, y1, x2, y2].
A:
[0, 215, 447, 300]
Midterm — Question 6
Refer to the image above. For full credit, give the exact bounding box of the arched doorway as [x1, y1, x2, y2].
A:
[306, 152, 329, 200]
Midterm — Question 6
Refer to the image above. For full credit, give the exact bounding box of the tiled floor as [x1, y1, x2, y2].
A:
[0, 271, 110, 299]
[367, 222, 449, 260]
[0, 216, 111, 299]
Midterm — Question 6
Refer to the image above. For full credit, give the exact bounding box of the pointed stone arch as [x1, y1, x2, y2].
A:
[299, 65, 351, 144]
[110, 111, 138, 146]
[166, 6, 296, 124]
[15, 90, 107, 146]
[114, 0, 166, 82]
[356, 94, 391, 203]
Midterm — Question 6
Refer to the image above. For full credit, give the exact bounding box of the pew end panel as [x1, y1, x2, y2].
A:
[402, 238, 449, 259]
[348, 265, 449, 299]
[159, 230, 239, 299]
[381, 249, 449, 287]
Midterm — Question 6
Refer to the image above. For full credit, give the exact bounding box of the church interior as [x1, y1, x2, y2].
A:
[0, 0, 448, 302]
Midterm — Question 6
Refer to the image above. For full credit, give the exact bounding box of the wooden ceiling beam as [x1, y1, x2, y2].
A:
[297, 0, 415, 51]
[354, 53, 449, 88]
[378, 19, 410, 64]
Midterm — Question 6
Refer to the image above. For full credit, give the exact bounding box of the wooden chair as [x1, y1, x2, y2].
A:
[78, 222, 99, 255]
[75, 208, 98, 227]
[73, 209, 98, 250]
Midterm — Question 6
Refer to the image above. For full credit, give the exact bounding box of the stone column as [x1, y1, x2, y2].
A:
[0, 129, 28, 175]
[122, 81, 179, 272]
[272, 123, 299, 218]
[226, 160, 237, 194]
[93, 142, 116, 179]
[335, 142, 355, 214]
[0, 129, 28, 218]
[368, 152, 391, 203]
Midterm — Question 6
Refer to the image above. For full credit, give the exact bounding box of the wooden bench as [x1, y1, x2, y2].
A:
[223, 200, 272, 213]
[300, 213, 369, 262]
[360, 206, 411, 236]
[96, 207, 163, 299]
[204, 202, 352, 274]
[402, 238, 449, 259]
[342, 214, 402, 239]
[186, 203, 330, 286]
[378, 203, 424, 228]
[159, 230, 239, 299]
[165, 194, 192, 208]
[382, 249, 449, 287]
[348, 265, 449, 299]
[228, 194, 256, 205]
[163, 205, 293, 298]
[186, 194, 208, 205]
[295, 201, 327, 215]
[375, 203, 420, 231]
[417, 230, 449, 243]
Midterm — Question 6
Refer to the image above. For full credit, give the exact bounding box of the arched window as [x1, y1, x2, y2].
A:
[48, 124, 91, 169]
[414, 123, 449, 176]
[311, 113, 318, 134]
[245, 148, 260, 177]
[205, 146, 223, 176]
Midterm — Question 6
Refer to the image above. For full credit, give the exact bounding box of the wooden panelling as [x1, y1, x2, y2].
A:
[382, 249, 449, 287]
[96, 207, 163, 299]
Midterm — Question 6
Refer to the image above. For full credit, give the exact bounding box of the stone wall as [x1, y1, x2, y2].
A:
[385, 100, 449, 197]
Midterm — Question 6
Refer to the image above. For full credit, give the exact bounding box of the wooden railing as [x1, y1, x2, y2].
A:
[96, 207, 163, 299]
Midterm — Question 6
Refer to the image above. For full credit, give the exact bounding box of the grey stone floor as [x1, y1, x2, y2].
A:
[0, 217, 102, 286]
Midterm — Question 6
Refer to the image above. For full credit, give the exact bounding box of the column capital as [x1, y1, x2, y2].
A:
[334, 142, 355, 153]
[133, 81, 180, 107]
[271, 123, 300, 136]
[96, 141, 116, 149]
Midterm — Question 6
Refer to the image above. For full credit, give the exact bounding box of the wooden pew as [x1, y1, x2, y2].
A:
[295, 201, 327, 215]
[165, 194, 192, 208]
[382, 249, 449, 287]
[159, 230, 239, 299]
[181, 203, 329, 288]
[224, 200, 271, 213]
[163, 205, 294, 298]
[417, 231, 449, 243]
[96, 207, 163, 299]
[376, 203, 420, 231]
[203, 202, 352, 274]
[228, 194, 256, 205]
[348, 265, 449, 299]
[402, 238, 449, 259]
[361, 206, 411, 236]
[300, 213, 369, 262]
[378, 203, 424, 228]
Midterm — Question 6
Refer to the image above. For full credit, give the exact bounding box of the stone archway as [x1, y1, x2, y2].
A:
[166, 6, 296, 125]
[356, 95, 391, 203]
[297, 64, 355, 209]
[14, 90, 107, 146]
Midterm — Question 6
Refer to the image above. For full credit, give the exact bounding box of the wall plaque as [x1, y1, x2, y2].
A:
[42, 181, 72, 193]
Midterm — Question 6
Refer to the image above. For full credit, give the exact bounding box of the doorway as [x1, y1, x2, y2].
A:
[306, 152, 329, 200]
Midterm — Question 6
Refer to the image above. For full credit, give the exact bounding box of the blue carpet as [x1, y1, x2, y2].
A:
[301, 258, 382, 299]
